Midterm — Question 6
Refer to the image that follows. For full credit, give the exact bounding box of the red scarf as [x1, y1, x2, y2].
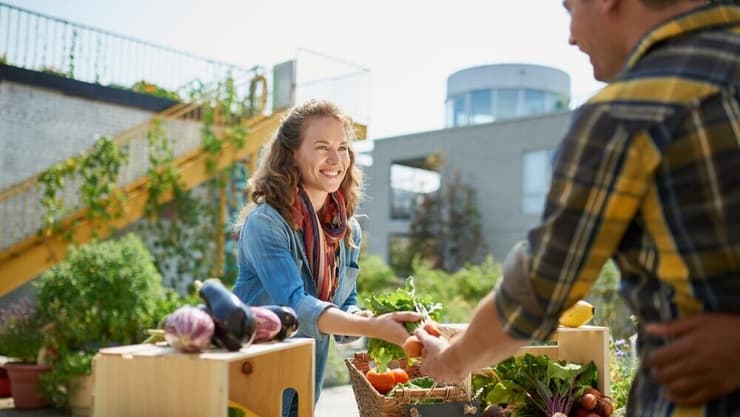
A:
[292, 186, 348, 301]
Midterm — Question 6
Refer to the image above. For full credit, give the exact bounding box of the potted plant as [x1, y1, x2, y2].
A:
[0, 297, 52, 409]
[0, 365, 10, 398]
[34, 233, 179, 414]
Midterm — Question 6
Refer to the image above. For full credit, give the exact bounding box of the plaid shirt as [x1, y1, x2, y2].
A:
[495, 4, 740, 416]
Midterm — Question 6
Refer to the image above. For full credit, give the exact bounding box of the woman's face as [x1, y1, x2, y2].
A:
[293, 116, 351, 208]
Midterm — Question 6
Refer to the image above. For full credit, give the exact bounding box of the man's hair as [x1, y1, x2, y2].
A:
[236, 99, 363, 244]
[640, 0, 712, 9]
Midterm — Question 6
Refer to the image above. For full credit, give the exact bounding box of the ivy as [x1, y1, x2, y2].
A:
[37, 77, 252, 291]
[145, 119, 181, 218]
[38, 137, 127, 240]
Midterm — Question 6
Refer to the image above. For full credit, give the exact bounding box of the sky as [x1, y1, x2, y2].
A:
[4, 0, 604, 141]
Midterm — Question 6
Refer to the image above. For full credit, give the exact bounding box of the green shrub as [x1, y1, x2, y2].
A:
[34, 233, 178, 406]
[589, 260, 636, 340]
[0, 297, 45, 364]
[609, 337, 638, 414]
[356, 254, 402, 308]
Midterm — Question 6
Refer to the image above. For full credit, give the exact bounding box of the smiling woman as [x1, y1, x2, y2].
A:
[292, 116, 352, 210]
[232, 99, 420, 417]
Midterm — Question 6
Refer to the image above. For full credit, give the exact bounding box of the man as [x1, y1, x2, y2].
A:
[416, 1, 740, 416]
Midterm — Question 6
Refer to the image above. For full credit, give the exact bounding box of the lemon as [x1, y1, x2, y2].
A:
[228, 400, 261, 417]
[558, 300, 595, 328]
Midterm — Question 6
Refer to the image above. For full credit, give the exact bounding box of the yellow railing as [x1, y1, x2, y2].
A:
[0, 72, 277, 295]
[0, 72, 266, 251]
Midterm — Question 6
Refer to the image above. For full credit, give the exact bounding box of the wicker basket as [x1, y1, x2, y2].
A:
[345, 352, 470, 417]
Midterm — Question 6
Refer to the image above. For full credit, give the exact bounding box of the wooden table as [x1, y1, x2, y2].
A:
[92, 338, 315, 417]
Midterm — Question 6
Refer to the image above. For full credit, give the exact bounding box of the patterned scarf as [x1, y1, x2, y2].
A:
[292, 185, 348, 301]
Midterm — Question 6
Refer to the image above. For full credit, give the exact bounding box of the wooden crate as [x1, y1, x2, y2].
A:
[445, 324, 611, 395]
[92, 338, 315, 417]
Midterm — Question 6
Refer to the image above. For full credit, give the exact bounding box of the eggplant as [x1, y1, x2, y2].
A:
[259, 305, 299, 341]
[163, 306, 215, 353]
[196, 278, 257, 351]
[250, 306, 282, 342]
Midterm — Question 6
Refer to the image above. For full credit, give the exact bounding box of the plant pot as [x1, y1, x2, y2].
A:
[4, 362, 52, 409]
[67, 374, 94, 417]
[0, 366, 11, 398]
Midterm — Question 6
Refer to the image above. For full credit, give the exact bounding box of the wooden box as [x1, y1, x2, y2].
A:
[92, 338, 315, 417]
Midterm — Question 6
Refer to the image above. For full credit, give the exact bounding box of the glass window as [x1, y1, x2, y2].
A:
[453, 95, 467, 127]
[495, 88, 519, 119]
[470, 89, 493, 124]
[390, 164, 440, 219]
[522, 150, 554, 214]
[524, 89, 545, 115]
[445, 99, 455, 127]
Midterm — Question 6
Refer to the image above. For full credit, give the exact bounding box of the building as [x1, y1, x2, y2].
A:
[446, 63, 570, 127]
[364, 63, 574, 265]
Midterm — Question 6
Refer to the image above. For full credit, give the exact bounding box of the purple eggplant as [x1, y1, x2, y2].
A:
[259, 305, 299, 341]
[197, 278, 256, 351]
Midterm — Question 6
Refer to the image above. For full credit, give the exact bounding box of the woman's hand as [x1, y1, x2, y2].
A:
[646, 313, 740, 406]
[369, 311, 422, 346]
[352, 309, 374, 318]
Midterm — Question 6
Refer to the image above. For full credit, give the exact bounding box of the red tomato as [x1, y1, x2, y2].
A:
[391, 368, 409, 384]
[365, 368, 396, 394]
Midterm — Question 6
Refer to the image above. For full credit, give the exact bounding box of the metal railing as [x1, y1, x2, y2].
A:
[0, 1, 253, 92]
[294, 48, 370, 126]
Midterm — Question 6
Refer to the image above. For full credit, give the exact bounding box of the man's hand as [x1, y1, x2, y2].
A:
[414, 327, 466, 384]
[646, 313, 740, 406]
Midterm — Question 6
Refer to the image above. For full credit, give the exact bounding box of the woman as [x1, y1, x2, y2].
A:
[233, 99, 419, 416]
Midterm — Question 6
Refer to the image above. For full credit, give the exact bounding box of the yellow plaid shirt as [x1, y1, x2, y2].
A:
[495, 4, 740, 416]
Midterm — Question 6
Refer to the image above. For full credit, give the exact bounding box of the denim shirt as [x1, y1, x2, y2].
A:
[233, 202, 362, 404]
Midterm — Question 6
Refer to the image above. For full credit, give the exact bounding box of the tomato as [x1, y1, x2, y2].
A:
[365, 368, 396, 394]
[391, 368, 409, 384]
[403, 335, 423, 357]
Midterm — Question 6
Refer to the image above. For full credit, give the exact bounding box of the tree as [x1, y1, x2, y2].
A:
[407, 169, 487, 272]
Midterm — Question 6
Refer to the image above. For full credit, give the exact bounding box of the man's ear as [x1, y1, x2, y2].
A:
[601, 0, 622, 13]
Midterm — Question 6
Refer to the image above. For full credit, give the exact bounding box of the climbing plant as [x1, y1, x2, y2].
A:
[135, 77, 249, 290]
[38, 136, 128, 240]
[36, 75, 256, 291]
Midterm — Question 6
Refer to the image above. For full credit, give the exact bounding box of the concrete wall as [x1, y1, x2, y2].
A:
[0, 81, 155, 189]
[365, 110, 572, 263]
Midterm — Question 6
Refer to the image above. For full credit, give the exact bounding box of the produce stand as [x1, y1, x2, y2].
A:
[449, 324, 611, 395]
[347, 325, 610, 417]
[92, 337, 315, 417]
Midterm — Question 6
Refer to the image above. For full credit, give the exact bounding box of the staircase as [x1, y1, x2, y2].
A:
[0, 73, 283, 297]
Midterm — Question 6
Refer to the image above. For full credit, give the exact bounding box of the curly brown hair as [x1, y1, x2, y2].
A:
[236, 99, 363, 245]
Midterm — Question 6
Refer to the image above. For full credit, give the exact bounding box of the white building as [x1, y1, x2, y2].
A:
[364, 63, 574, 264]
